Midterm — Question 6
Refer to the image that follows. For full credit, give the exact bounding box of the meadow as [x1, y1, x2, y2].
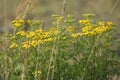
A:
[0, 0, 120, 80]
[0, 14, 120, 80]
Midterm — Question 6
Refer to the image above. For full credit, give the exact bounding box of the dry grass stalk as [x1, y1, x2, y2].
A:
[16, 0, 37, 20]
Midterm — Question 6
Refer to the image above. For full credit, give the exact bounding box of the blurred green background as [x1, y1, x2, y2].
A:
[0, 0, 120, 33]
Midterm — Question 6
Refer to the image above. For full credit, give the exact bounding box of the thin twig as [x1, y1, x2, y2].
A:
[61, 0, 66, 17]
[16, 0, 36, 20]
[110, 0, 120, 14]
[4, 0, 9, 80]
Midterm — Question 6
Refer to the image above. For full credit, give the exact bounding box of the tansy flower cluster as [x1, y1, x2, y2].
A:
[12, 20, 42, 28]
[72, 20, 114, 38]
[10, 28, 59, 49]
[10, 15, 115, 49]
[12, 20, 24, 28]
[10, 43, 19, 48]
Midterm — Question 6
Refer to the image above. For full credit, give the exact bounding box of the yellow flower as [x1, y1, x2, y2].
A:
[71, 34, 78, 38]
[18, 20, 24, 23]
[16, 31, 26, 36]
[13, 22, 23, 28]
[22, 42, 31, 49]
[57, 16, 64, 22]
[10, 43, 18, 48]
[44, 38, 54, 42]
[91, 26, 111, 35]
[42, 32, 49, 38]
[12, 20, 24, 28]
[71, 33, 84, 38]
[99, 21, 105, 26]
[82, 26, 95, 33]
[80, 24, 112, 36]
[106, 22, 114, 26]
[30, 40, 38, 47]
[67, 26, 75, 32]
[35, 29, 43, 33]
[79, 20, 91, 24]
[38, 40, 45, 44]
[26, 31, 35, 38]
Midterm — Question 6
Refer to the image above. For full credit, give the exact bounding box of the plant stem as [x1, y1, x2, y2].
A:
[81, 35, 100, 80]
[61, 0, 66, 17]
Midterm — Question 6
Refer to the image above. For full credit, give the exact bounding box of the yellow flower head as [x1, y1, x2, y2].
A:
[71, 33, 84, 38]
[26, 31, 35, 38]
[22, 41, 31, 49]
[35, 29, 43, 33]
[10, 43, 18, 48]
[12, 20, 24, 28]
[44, 38, 54, 42]
[106, 22, 114, 26]
[16, 31, 26, 36]
[30, 40, 38, 47]
[79, 20, 91, 25]
[99, 21, 105, 26]
[67, 26, 75, 32]
[82, 26, 95, 33]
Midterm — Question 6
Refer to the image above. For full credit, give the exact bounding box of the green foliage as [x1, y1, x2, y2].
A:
[0, 14, 120, 80]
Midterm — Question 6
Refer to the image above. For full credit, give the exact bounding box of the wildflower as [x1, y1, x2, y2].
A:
[26, 31, 35, 38]
[22, 41, 31, 49]
[12, 20, 24, 24]
[99, 21, 105, 26]
[10, 43, 18, 48]
[42, 32, 49, 38]
[18, 20, 24, 23]
[30, 40, 38, 47]
[13, 22, 23, 28]
[57, 16, 64, 22]
[38, 40, 45, 44]
[27, 20, 31, 24]
[35, 29, 43, 33]
[71, 33, 84, 38]
[71, 33, 78, 38]
[48, 30, 60, 36]
[91, 26, 111, 35]
[44, 38, 54, 42]
[16, 31, 26, 36]
[79, 20, 91, 24]
[82, 26, 95, 33]
[106, 22, 114, 26]
[12, 20, 24, 28]
[67, 26, 75, 32]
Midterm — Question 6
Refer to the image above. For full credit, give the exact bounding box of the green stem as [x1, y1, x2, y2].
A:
[81, 35, 100, 80]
